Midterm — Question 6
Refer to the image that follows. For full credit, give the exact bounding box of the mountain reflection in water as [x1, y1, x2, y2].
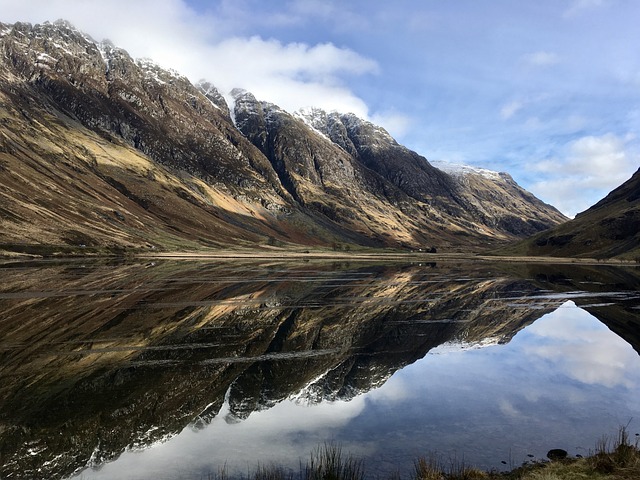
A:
[0, 260, 639, 480]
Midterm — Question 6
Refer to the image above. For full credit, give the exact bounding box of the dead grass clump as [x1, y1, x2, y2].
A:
[253, 464, 296, 480]
[413, 456, 443, 480]
[588, 426, 640, 475]
[303, 443, 365, 480]
[205, 431, 640, 480]
[413, 455, 487, 480]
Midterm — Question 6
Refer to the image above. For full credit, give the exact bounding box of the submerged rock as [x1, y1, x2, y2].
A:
[547, 448, 568, 461]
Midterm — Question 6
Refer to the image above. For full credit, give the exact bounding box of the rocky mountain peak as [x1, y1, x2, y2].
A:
[231, 88, 267, 137]
[432, 160, 508, 182]
[339, 112, 398, 147]
[51, 18, 86, 34]
[0, 19, 569, 253]
[196, 80, 231, 117]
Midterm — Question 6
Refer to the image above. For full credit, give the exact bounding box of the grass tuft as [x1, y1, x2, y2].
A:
[587, 425, 640, 475]
[413, 456, 443, 480]
[412, 455, 487, 480]
[253, 464, 296, 480]
[303, 443, 365, 480]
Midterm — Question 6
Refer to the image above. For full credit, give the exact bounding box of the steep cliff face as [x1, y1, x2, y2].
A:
[269, 107, 568, 239]
[297, 109, 458, 207]
[1, 21, 272, 188]
[0, 20, 566, 253]
[231, 90, 466, 248]
[0, 21, 312, 251]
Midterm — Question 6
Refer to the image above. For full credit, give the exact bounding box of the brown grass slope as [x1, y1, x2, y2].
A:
[500, 168, 640, 260]
[0, 86, 325, 253]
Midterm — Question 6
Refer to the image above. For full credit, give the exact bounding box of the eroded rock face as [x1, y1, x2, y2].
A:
[0, 20, 566, 252]
[297, 110, 458, 205]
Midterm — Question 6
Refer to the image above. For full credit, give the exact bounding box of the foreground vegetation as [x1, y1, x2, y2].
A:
[209, 428, 640, 480]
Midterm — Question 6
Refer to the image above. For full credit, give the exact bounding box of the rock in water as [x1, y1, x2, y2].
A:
[547, 449, 568, 461]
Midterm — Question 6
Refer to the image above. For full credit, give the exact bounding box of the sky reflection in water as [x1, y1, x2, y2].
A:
[78, 300, 640, 479]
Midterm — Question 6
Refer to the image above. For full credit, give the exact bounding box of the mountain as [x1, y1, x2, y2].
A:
[0, 21, 567, 254]
[500, 168, 640, 260]
[432, 161, 564, 236]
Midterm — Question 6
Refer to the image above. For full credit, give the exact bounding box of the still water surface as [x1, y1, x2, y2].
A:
[0, 259, 639, 479]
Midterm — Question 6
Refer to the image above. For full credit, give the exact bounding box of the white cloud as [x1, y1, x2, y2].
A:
[528, 132, 638, 216]
[500, 100, 524, 120]
[500, 93, 551, 121]
[191, 37, 377, 116]
[564, 0, 609, 17]
[498, 399, 522, 418]
[366, 373, 411, 402]
[529, 177, 590, 217]
[0, 0, 378, 119]
[565, 133, 632, 184]
[370, 111, 413, 139]
[77, 395, 370, 479]
[523, 51, 560, 68]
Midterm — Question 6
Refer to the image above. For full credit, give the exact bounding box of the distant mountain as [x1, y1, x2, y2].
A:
[0, 21, 567, 254]
[501, 168, 640, 260]
[431, 161, 564, 237]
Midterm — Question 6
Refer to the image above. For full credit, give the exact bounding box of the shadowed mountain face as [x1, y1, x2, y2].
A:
[502, 168, 640, 260]
[0, 21, 566, 254]
[1, 259, 639, 479]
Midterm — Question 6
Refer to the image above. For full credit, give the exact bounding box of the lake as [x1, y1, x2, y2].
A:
[1, 258, 639, 479]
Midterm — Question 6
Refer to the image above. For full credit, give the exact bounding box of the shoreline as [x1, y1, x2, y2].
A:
[132, 435, 640, 480]
[1, 247, 637, 267]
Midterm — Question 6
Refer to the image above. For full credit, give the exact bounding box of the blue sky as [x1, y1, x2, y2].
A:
[2, 0, 639, 216]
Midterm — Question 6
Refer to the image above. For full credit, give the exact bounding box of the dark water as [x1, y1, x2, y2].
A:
[1, 259, 639, 479]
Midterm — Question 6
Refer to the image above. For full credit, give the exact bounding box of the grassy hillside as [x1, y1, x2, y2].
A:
[500, 168, 640, 260]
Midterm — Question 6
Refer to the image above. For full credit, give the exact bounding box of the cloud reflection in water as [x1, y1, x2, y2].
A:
[76, 301, 640, 479]
[522, 301, 638, 388]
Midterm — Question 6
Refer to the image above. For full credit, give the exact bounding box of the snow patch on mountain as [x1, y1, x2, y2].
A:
[432, 160, 504, 181]
[295, 107, 333, 140]
[429, 336, 502, 354]
[226, 94, 238, 127]
[195, 82, 221, 110]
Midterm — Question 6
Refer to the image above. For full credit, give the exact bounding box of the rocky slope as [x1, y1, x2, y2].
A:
[432, 161, 564, 236]
[0, 20, 566, 253]
[501, 168, 640, 259]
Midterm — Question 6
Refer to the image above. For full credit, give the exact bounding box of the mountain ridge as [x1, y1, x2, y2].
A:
[500, 168, 640, 260]
[0, 20, 567, 254]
